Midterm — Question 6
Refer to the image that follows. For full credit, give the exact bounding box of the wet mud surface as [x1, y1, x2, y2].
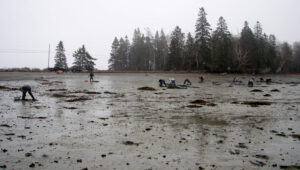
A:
[0, 72, 300, 169]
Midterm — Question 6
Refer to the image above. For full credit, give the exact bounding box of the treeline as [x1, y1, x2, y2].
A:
[108, 7, 300, 73]
[53, 41, 96, 72]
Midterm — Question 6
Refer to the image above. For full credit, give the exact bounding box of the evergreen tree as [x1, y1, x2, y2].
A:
[144, 36, 155, 70]
[183, 33, 196, 70]
[154, 31, 160, 70]
[54, 41, 68, 71]
[195, 7, 211, 70]
[253, 21, 265, 71]
[262, 34, 278, 73]
[211, 17, 232, 72]
[108, 37, 119, 71]
[124, 36, 131, 70]
[159, 30, 169, 70]
[167, 26, 185, 70]
[277, 42, 292, 73]
[117, 38, 127, 70]
[129, 28, 146, 70]
[240, 21, 256, 72]
[293, 42, 300, 72]
[72, 45, 96, 72]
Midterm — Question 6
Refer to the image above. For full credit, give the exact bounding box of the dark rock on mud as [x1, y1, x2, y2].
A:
[65, 97, 91, 102]
[270, 89, 280, 92]
[52, 93, 76, 98]
[270, 130, 278, 133]
[0, 124, 11, 128]
[4, 133, 15, 136]
[263, 94, 271, 97]
[279, 165, 300, 169]
[236, 143, 248, 149]
[138, 86, 156, 91]
[251, 89, 263, 92]
[250, 160, 266, 166]
[242, 101, 271, 107]
[29, 163, 35, 168]
[63, 107, 77, 109]
[289, 134, 300, 139]
[0, 165, 7, 169]
[17, 135, 26, 139]
[229, 149, 240, 155]
[190, 99, 217, 106]
[0, 85, 11, 90]
[17, 116, 47, 119]
[98, 117, 109, 120]
[254, 154, 269, 160]
[190, 100, 209, 105]
[48, 89, 67, 92]
[276, 132, 287, 137]
[122, 141, 141, 146]
[25, 153, 32, 157]
[186, 105, 202, 108]
[84, 91, 101, 94]
[104, 91, 117, 94]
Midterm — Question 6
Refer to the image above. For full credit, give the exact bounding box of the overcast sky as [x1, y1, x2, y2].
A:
[0, 0, 300, 70]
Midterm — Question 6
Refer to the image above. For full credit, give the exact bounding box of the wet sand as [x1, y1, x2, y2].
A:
[0, 72, 300, 169]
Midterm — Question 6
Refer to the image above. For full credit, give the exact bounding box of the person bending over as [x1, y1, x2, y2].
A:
[184, 78, 192, 85]
[159, 79, 167, 87]
[20, 85, 36, 101]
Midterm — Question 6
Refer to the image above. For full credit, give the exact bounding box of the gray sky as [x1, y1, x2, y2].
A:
[1, 0, 300, 70]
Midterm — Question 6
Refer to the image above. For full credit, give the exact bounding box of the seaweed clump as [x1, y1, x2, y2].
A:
[138, 87, 156, 91]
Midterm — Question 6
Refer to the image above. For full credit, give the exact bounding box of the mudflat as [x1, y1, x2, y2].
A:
[0, 72, 299, 169]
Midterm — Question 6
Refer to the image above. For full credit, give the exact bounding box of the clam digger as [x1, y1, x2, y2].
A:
[19, 85, 36, 101]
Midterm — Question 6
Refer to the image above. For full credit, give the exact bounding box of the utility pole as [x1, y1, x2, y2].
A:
[48, 44, 50, 69]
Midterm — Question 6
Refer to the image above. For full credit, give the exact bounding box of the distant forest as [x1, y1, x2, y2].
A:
[108, 7, 300, 73]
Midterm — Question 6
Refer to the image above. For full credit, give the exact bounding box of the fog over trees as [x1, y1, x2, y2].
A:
[108, 7, 300, 73]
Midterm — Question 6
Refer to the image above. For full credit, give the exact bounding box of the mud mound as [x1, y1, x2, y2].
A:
[270, 89, 280, 92]
[190, 99, 209, 105]
[70, 90, 101, 94]
[242, 101, 271, 107]
[190, 99, 217, 106]
[138, 86, 156, 91]
[186, 105, 202, 108]
[65, 97, 91, 102]
[289, 134, 300, 139]
[85, 91, 101, 94]
[48, 89, 67, 92]
[17, 116, 47, 119]
[52, 93, 76, 98]
[251, 89, 263, 92]
[104, 91, 117, 94]
[122, 141, 141, 146]
[0, 85, 11, 90]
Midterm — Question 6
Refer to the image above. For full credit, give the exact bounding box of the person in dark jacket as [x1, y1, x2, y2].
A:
[89, 71, 94, 82]
[20, 85, 36, 101]
[159, 79, 167, 87]
[248, 78, 254, 87]
[184, 78, 192, 85]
